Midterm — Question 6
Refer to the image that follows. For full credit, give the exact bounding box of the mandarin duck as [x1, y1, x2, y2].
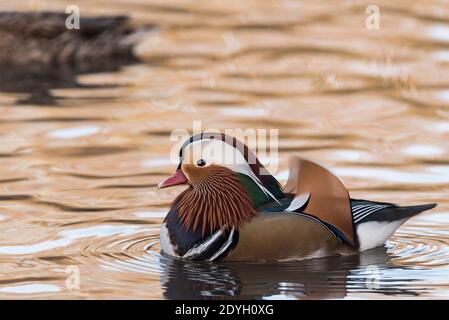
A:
[158, 133, 436, 262]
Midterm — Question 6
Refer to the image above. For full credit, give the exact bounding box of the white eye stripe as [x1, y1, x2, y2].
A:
[184, 139, 280, 204]
[187, 140, 249, 166]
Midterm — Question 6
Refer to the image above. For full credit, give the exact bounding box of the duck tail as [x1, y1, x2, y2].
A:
[355, 202, 437, 251]
[397, 203, 437, 219]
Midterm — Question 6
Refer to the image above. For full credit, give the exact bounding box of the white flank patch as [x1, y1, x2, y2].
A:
[357, 219, 406, 251]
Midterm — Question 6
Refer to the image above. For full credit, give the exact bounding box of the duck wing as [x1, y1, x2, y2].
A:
[283, 156, 355, 245]
[224, 211, 345, 262]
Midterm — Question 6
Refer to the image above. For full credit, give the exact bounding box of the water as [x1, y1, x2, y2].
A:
[0, 0, 448, 299]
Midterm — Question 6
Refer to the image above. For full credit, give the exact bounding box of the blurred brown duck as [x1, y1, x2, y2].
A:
[0, 11, 151, 67]
[158, 133, 437, 262]
[0, 11, 154, 104]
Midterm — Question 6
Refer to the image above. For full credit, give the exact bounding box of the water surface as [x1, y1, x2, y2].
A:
[0, 0, 448, 299]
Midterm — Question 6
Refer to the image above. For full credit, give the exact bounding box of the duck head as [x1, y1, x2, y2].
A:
[158, 133, 284, 235]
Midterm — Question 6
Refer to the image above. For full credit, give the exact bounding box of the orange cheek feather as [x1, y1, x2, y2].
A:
[175, 165, 257, 236]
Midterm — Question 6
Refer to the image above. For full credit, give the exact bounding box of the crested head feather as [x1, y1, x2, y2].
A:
[174, 165, 257, 236]
[179, 133, 284, 200]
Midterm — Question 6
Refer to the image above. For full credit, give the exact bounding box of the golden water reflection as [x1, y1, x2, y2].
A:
[0, 0, 448, 299]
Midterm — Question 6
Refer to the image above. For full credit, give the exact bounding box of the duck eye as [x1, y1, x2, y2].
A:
[196, 159, 207, 167]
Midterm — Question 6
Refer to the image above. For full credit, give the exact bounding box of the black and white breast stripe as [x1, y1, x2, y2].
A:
[164, 204, 240, 261]
[352, 203, 391, 224]
[182, 227, 238, 261]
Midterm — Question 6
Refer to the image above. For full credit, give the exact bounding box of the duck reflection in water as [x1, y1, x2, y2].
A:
[159, 247, 419, 299]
